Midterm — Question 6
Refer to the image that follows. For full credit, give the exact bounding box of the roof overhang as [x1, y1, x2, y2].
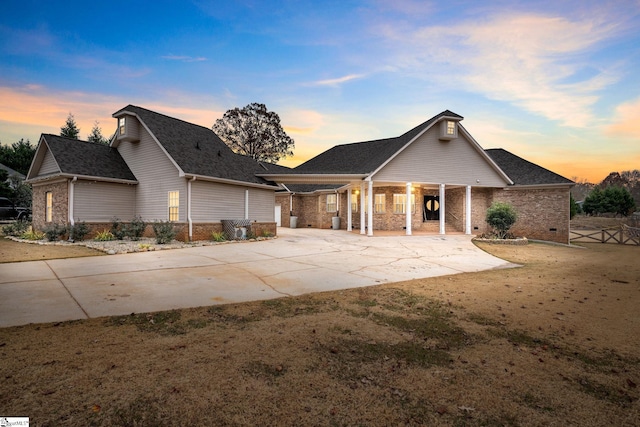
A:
[502, 183, 575, 190]
[184, 173, 280, 190]
[256, 173, 367, 184]
[26, 173, 138, 185]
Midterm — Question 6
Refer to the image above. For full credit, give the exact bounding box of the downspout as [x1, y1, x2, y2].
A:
[245, 189, 249, 220]
[68, 177, 77, 241]
[187, 176, 196, 241]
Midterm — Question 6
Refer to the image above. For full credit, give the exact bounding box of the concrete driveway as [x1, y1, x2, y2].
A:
[0, 228, 515, 327]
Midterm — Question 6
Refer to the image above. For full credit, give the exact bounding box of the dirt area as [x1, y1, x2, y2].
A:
[0, 237, 105, 262]
[1, 230, 639, 425]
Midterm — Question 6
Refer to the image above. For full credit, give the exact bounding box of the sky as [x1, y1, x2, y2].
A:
[1, 0, 639, 183]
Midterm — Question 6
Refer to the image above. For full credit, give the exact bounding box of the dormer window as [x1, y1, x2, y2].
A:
[439, 119, 458, 141]
[119, 117, 126, 135]
[446, 121, 455, 136]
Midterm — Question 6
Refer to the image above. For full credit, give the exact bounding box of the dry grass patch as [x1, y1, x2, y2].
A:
[1, 241, 639, 426]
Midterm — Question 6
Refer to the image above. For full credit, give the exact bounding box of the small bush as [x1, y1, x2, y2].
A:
[152, 221, 176, 244]
[110, 217, 126, 240]
[69, 221, 89, 241]
[21, 229, 44, 240]
[94, 229, 115, 241]
[2, 220, 31, 237]
[261, 230, 274, 238]
[127, 215, 147, 241]
[211, 231, 226, 242]
[486, 202, 517, 239]
[43, 223, 68, 241]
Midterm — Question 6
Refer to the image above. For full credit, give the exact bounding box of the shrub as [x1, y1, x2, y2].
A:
[21, 229, 44, 240]
[211, 231, 226, 242]
[486, 202, 517, 239]
[94, 229, 115, 241]
[69, 221, 89, 241]
[43, 223, 68, 241]
[110, 217, 126, 240]
[2, 219, 30, 237]
[127, 216, 147, 241]
[152, 221, 176, 244]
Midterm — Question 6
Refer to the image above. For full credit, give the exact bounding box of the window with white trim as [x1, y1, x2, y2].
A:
[374, 194, 385, 213]
[45, 191, 53, 222]
[393, 194, 416, 214]
[168, 191, 179, 221]
[326, 194, 337, 212]
[446, 120, 455, 136]
[351, 190, 359, 213]
[119, 117, 126, 135]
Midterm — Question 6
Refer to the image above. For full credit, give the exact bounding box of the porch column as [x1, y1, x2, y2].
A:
[367, 180, 374, 236]
[439, 183, 446, 235]
[465, 185, 472, 235]
[360, 182, 366, 235]
[347, 188, 352, 231]
[405, 182, 412, 235]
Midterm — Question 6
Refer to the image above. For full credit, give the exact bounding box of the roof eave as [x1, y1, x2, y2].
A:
[502, 182, 575, 190]
[26, 173, 138, 185]
[184, 173, 280, 190]
[257, 173, 368, 184]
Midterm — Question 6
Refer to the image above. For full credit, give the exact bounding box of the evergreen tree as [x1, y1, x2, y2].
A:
[87, 121, 109, 144]
[60, 113, 80, 139]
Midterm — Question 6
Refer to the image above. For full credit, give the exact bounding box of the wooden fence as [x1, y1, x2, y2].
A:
[570, 224, 640, 245]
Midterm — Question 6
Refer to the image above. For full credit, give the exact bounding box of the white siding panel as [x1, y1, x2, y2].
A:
[116, 120, 186, 221]
[373, 127, 509, 186]
[191, 181, 245, 221]
[249, 188, 275, 221]
[39, 149, 60, 175]
[73, 181, 135, 221]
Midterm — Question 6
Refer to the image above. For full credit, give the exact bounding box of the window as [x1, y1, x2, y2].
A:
[326, 194, 337, 212]
[374, 194, 385, 213]
[168, 191, 179, 221]
[45, 192, 53, 222]
[351, 190, 359, 213]
[446, 120, 455, 135]
[393, 194, 416, 214]
[119, 117, 126, 135]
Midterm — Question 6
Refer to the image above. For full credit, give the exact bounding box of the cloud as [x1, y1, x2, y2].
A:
[309, 74, 365, 87]
[161, 55, 207, 62]
[380, 10, 624, 128]
[0, 85, 225, 144]
[607, 98, 640, 139]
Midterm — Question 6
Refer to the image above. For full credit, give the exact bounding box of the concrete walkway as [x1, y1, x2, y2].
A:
[0, 228, 516, 327]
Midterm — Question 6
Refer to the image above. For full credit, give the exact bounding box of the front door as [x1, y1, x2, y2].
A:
[423, 195, 440, 221]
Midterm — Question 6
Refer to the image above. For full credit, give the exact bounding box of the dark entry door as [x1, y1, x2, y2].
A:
[423, 195, 440, 221]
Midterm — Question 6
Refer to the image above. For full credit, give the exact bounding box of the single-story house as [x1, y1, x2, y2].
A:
[26, 105, 280, 240]
[260, 110, 574, 243]
[26, 106, 574, 243]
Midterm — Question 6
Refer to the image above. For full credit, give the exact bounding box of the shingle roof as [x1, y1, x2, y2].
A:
[485, 149, 574, 186]
[42, 134, 137, 181]
[115, 105, 276, 186]
[294, 110, 462, 174]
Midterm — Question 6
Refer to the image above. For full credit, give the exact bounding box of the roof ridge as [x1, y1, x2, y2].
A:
[117, 104, 214, 133]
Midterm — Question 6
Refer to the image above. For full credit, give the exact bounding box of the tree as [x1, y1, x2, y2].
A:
[212, 103, 294, 163]
[60, 113, 80, 139]
[87, 121, 109, 144]
[0, 138, 36, 175]
[583, 186, 636, 217]
[486, 202, 518, 239]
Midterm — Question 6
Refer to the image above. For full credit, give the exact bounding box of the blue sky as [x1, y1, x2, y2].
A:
[1, 0, 639, 182]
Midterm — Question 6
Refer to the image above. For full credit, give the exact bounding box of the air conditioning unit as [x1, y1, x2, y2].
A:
[234, 227, 247, 239]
